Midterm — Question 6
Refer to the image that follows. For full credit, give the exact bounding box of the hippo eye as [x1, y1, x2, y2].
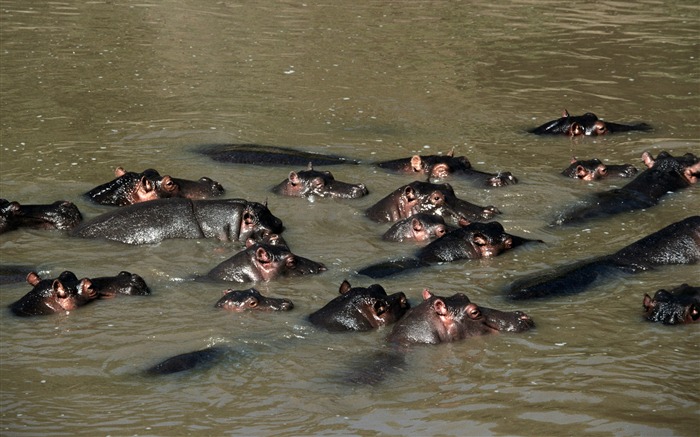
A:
[599, 166, 607, 175]
[247, 298, 259, 308]
[468, 307, 481, 319]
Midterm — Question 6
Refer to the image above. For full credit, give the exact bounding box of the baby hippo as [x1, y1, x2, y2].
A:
[9, 271, 98, 316]
[215, 288, 293, 311]
[272, 163, 368, 199]
[309, 280, 410, 331]
[382, 213, 450, 243]
[642, 284, 699, 325]
[562, 158, 638, 180]
[386, 289, 534, 345]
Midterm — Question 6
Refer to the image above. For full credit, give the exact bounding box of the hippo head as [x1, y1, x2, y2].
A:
[215, 288, 293, 311]
[643, 285, 700, 325]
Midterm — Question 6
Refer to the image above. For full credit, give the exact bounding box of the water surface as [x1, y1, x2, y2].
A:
[1, 1, 698, 436]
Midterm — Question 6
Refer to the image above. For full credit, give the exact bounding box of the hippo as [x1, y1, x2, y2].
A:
[71, 198, 283, 245]
[359, 221, 539, 278]
[86, 167, 225, 206]
[366, 181, 499, 224]
[215, 288, 293, 311]
[90, 271, 151, 297]
[508, 216, 700, 300]
[529, 110, 652, 136]
[145, 346, 229, 376]
[206, 241, 326, 283]
[562, 158, 638, 180]
[309, 280, 409, 331]
[386, 289, 534, 345]
[642, 284, 699, 325]
[1, 199, 82, 234]
[342, 289, 534, 385]
[271, 163, 368, 199]
[198, 143, 360, 166]
[554, 151, 700, 225]
[382, 213, 449, 242]
[376, 150, 517, 187]
[9, 271, 98, 317]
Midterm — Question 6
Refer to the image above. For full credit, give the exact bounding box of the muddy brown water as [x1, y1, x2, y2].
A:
[1, 1, 698, 436]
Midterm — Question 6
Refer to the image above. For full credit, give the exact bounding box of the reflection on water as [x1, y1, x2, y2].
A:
[1, 1, 698, 436]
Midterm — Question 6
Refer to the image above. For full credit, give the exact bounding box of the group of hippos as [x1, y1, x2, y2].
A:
[2, 110, 699, 378]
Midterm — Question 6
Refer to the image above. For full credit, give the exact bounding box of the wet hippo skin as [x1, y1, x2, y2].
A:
[508, 216, 700, 300]
[71, 198, 283, 245]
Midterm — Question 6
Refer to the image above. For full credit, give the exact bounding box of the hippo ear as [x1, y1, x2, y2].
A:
[570, 157, 578, 164]
[307, 162, 313, 171]
[422, 288, 433, 300]
[641, 151, 655, 169]
[139, 176, 154, 193]
[26, 272, 42, 286]
[433, 299, 448, 316]
[683, 161, 700, 184]
[410, 155, 423, 172]
[403, 185, 417, 202]
[411, 218, 424, 232]
[78, 279, 95, 298]
[255, 247, 272, 263]
[243, 210, 255, 225]
[222, 289, 233, 296]
[642, 294, 654, 311]
[115, 166, 127, 176]
[689, 303, 699, 322]
[310, 177, 325, 189]
[562, 109, 570, 118]
[568, 122, 584, 137]
[52, 280, 68, 298]
[288, 171, 300, 185]
[339, 280, 352, 295]
[246, 297, 259, 308]
[431, 163, 450, 179]
[575, 165, 588, 179]
[373, 300, 388, 316]
[473, 234, 489, 246]
[447, 147, 455, 157]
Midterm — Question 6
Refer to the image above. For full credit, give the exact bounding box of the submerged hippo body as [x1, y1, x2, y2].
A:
[366, 181, 499, 224]
[359, 221, 538, 278]
[206, 242, 326, 283]
[71, 198, 283, 245]
[199, 144, 360, 166]
[1, 199, 82, 234]
[86, 167, 225, 206]
[382, 213, 449, 242]
[215, 288, 293, 311]
[376, 151, 517, 187]
[146, 346, 229, 376]
[555, 151, 700, 226]
[309, 280, 410, 331]
[508, 216, 700, 300]
[562, 158, 638, 181]
[9, 271, 98, 317]
[643, 284, 699, 325]
[387, 289, 534, 345]
[530, 110, 652, 136]
[272, 163, 368, 199]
